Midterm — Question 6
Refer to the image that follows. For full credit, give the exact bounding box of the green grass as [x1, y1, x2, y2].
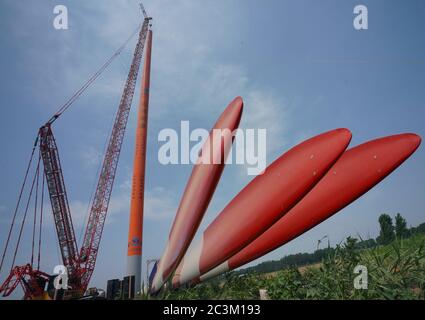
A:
[160, 234, 425, 300]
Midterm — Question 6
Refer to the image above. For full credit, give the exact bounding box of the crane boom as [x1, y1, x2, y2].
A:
[140, 3, 149, 20]
[39, 125, 79, 279]
[78, 18, 151, 290]
[0, 5, 152, 299]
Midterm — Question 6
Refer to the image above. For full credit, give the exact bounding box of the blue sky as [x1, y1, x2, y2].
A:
[0, 0, 424, 298]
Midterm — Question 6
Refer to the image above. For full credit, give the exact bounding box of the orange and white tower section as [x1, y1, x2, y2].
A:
[127, 30, 153, 293]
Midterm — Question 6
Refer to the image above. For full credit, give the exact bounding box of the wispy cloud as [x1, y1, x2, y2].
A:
[39, 183, 176, 233]
[144, 186, 177, 221]
[243, 90, 288, 153]
[79, 145, 103, 169]
[41, 190, 131, 229]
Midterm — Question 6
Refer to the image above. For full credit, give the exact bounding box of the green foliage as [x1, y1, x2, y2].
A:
[164, 234, 425, 300]
[235, 239, 379, 276]
[377, 214, 395, 245]
[362, 236, 425, 299]
[229, 216, 422, 277]
[154, 218, 425, 300]
[409, 222, 425, 236]
[395, 213, 409, 239]
[163, 273, 268, 300]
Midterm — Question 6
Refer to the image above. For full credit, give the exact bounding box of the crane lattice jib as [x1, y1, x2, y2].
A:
[39, 124, 79, 278]
[0, 264, 50, 299]
[78, 19, 150, 290]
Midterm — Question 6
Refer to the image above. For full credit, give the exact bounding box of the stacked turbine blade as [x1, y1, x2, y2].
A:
[172, 128, 352, 288]
[150, 97, 244, 293]
[150, 95, 421, 294]
[185, 133, 422, 285]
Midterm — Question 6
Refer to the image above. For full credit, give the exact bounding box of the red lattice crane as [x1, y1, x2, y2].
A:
[0, 5, 152, 299]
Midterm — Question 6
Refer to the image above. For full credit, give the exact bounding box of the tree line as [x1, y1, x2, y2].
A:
[236, 214, 425, 275]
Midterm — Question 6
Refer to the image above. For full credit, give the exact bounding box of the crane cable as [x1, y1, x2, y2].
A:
[0, 137, 39, 274]
[30, 151, 41, 268]
[10, 155, 41, 270]
[47, 23, 142, 124]
[37, 171, 45, 270]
